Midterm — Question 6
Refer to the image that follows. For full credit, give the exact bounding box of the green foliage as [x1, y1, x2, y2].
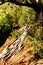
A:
[0, 9, 13, 32]
[0, 2, 35, 32]
[24, 35, 43, 58]
[18, 6, 35, 27]
[10, 29, 20, 38]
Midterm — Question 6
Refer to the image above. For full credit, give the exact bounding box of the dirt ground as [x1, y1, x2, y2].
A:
[0, 37, 43, 65]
